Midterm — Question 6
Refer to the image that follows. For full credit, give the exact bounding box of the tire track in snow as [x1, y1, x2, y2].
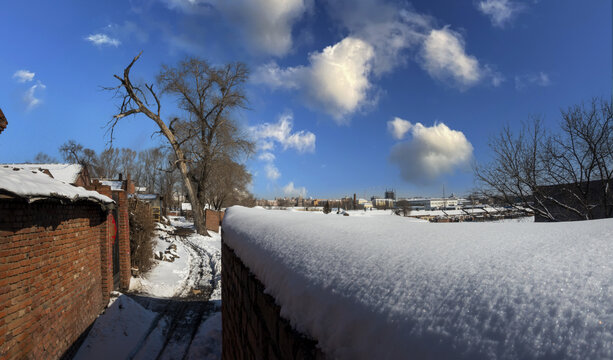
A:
[128, 229, 221, 359]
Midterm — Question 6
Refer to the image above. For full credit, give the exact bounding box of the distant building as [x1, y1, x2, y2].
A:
[534, 180, 613, 222]
[372, 198, 394, 209]
[402, 198, 458, 210]
[384, 189, 396, 200]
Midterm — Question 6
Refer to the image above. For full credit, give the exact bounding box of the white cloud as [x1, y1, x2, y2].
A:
[85, 34, 121, 47]
[420, 27, 483, 88]
[389, 121, 473, 184]
[255, 1, 501, 121]
[24, 82, 46, 110]
[283, 181, 307, 197]
[265, 164, 281, 180]
[162, 0, 307, 56]
[477, 0, 524, 28]
[324, 1, 431, 76]
[387, 117, 412, 140]
[258, 152, 276, 162]
[515, 72, 551, 90]
[13, 70, 35, 83]
[255, 37, 375, 121]
[251, 113, 316, 153]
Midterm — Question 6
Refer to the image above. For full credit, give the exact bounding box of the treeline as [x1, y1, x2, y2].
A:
[31, 139, 255, 211]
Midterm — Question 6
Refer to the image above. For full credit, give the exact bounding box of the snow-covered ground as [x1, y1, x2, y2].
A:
[224, 206, 613, 360]
[75, 217, 222, 360]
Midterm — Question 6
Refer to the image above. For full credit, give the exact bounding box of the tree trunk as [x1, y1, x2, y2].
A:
[177, 159, 207, 236]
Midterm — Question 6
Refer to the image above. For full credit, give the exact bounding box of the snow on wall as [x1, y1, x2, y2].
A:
[222, 206, 613, 360]
[0, 166, 112, 204]
[5, 163, 83, 183]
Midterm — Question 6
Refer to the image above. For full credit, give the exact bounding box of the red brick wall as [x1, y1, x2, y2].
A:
[0, 199, 110, 359]
[117, 191, 131, 290]
[222, 241, 325, 359]
[205, 209, 221, 233]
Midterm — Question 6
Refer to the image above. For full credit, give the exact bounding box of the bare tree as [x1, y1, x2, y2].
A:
[59, 140, 99, 172]
[204, 156, 253, 210]
[157, 58, 254, 215]
[108, 54, 253, 235]
[31, 152, 58, 163]
[475, 99, 613, 221]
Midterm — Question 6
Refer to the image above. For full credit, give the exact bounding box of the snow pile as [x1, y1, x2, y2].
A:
[5, 163, 84, 183]
[129, 232, 192, 297]
[223, 206, 613, 360]
[0, 166, 112, 204]
[73, 294, 156, 360]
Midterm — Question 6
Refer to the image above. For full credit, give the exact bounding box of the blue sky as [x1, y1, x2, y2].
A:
[0, 0, 610, 199]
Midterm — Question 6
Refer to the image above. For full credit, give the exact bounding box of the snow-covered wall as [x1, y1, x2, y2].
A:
[222, 206, 613, 360]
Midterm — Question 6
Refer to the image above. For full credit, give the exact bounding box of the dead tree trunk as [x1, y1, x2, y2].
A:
[110, 53, 209, 236]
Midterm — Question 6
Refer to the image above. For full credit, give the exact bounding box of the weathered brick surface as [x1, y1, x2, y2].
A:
[0, 199, 109, 359]
[222, 239, 326, 360]
[206, 210, 223, 233]
[117, 191, 131, 290]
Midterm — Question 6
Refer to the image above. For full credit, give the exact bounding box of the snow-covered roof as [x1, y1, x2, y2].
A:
[133, 194, 158, 201]
[5, 163, 84, 184]
[223, 206, 613, 360]
[0, 166, 113, 205]
[99, 180, 124, 191]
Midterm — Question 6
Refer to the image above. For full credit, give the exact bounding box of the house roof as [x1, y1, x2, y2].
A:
[0, 166, 113, 205]
[5, 163, 84, 184]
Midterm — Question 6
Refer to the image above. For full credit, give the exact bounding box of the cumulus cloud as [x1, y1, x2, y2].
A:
[283, 181, 307, 197]
[255, 1, 501, 120]
[13, 70, 35, 83]
[250, 113, 316, 153]
[477, 0, 524, 28]
[265, 163, 281, 180]
[387, 117, 412, 140]
[420, 27, 483, 88]
[515, 72, 551, 90]
[324, 1, 431, 76]
[254, 37, 375, 121]
[85, 33, 121, 47]
[24, 82, 46, 111]
[162, 0, 307, 56]
[389, 121, 473, 184]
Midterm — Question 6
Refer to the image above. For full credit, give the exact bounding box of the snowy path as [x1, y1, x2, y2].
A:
[73, 219, 222, 360]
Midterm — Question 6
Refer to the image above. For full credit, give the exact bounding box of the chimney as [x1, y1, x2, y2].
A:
[0, 108, 7, 135]
[118, 173, 123, 181]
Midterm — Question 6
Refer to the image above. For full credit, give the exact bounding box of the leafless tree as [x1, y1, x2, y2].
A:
[204, 156, 253, 210]
[108, 53, 253, 235]
[59, 140, 98, 172]
[158, 58, 254, 215]
[475, 99, 613, 221]
[31, 152, 58, 163]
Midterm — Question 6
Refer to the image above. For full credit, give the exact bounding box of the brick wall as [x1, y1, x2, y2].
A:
[206, 209, 223, 233]
[222, 241, 325, 360]
[0, 199, 110, 359]
[117, 191, 131, 290]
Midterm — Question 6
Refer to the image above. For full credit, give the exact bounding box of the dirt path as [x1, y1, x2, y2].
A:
[126, 229, 221, 360]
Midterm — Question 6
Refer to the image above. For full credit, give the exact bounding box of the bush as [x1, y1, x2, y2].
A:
[129, 198, 155, 273]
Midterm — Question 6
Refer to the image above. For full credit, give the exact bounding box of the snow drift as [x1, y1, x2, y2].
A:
[222, 206, 613, 360]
